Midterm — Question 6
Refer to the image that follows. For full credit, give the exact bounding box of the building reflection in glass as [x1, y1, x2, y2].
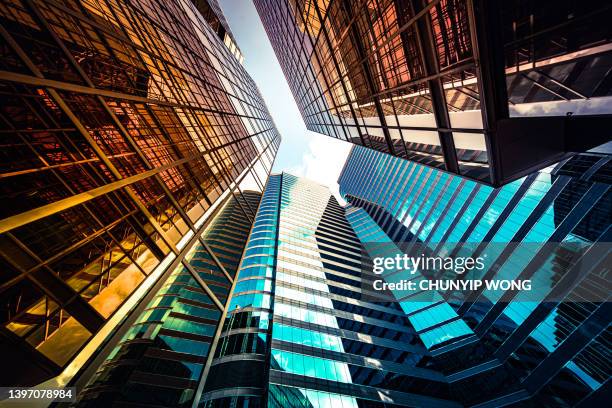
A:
[338, 145, 611, 407]
[256, 0, 612, 185]
[0, 0, 279, 387]
[75, 191, 262, 407]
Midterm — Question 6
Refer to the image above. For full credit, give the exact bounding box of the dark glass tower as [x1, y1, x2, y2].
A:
[255, 0, 612, 185]
[338, 145, 611, 406]
[0, 0, 279, 389]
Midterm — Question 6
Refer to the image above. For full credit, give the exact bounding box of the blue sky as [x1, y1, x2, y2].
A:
[218, 0, 351, 194]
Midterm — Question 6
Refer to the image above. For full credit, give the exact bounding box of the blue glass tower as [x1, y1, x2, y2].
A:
[338, 145, 611, 407]
[182, 160, 612, 407]
[200, 173, 463, 407]
[72, 155, 610, 407]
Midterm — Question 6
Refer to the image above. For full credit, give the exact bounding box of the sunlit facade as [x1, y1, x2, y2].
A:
[0, 0, 279, 388]
[338, 145, 611, 406]
[75, 191, 262, 407]
[256, 0, 612, 185]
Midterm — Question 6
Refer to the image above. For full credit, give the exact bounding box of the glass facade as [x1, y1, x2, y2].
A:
[338, 145, 611, 406]
[75, 191, 262, 407]
[0, 0, 279, 388]
[201, 173, 465, 407]
[255, 0, 612, 185]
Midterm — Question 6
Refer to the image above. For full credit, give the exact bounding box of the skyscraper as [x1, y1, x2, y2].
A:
[156, 165, 612, 408]
[75, 191, 263, 407]
[337, 145, 610, 406]
[255, 0, 612, 185]
[200, 173, 465, 407]
[0, 0, 279, 390]
[73, 161, 609, 408]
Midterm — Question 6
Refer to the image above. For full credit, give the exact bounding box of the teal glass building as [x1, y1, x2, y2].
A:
[200, 173, 464, 407]
[74, 190, 262, 407]
[72, 157, 609, 407]
[338, 145, 611, 407]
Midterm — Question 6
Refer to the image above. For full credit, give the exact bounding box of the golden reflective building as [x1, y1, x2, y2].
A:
[0, 0, 279, 386]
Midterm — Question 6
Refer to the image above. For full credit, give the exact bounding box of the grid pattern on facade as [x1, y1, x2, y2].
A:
[338, 145, 611, 406]
[74, 191, 262, 407]
[201, 174, 467, 407]
[255, 0, 612, 185]
[0, 0, 279, 385]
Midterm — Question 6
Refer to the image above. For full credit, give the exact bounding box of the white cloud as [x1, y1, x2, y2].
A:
[286, 132, 352, 204]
